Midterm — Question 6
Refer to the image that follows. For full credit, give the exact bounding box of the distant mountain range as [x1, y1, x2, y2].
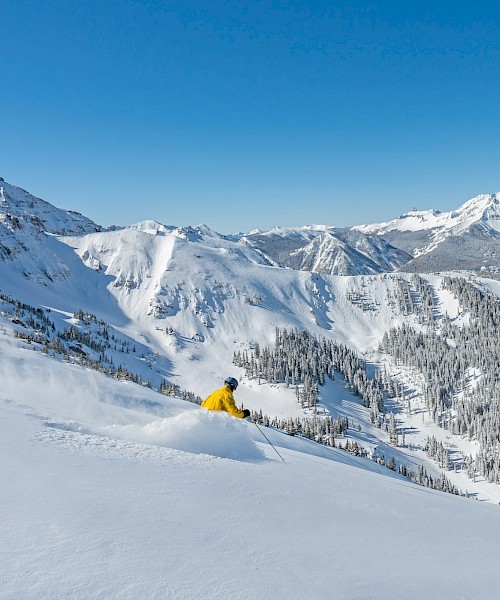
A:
[237, 193, 500, 274]
[354, 194, 500, 272]
[238, 227, 412, 275]
[1, 177, 499, 280]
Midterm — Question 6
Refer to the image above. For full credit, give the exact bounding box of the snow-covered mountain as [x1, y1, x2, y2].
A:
[238, 226, 411, 275]
[287, 229, 411, 275]
[0, 179, 100, 285]
[354, 193, 500, 272]
[2, 179, 499, 282]
[357, 193, 500, 237]
[0, 178, 98, 235]
[237, 193, 500, 274]
[3, 177, 500, 597]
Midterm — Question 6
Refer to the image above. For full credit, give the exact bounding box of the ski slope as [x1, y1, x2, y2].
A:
[2, 340, 500, 600]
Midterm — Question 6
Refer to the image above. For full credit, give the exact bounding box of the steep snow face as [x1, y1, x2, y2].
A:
[61, 222, 295, 353]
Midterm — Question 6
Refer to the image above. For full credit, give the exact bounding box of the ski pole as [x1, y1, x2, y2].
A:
[251, 419, 285, 462]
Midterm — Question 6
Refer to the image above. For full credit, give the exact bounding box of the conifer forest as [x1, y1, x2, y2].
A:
[233, 274, 500, 492]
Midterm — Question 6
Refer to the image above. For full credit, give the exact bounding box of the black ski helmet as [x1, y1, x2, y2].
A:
[224, 376, 238, 390]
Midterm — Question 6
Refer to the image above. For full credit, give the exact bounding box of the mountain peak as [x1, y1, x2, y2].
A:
[399, 208, 441, 220]
[0, 179, 99, 235]
[127, 220, 171, 235]
[456, 192, 500, 221]
[170, 224, 224, 242]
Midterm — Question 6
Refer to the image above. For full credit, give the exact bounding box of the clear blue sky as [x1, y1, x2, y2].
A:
[1, 1, 499, 232]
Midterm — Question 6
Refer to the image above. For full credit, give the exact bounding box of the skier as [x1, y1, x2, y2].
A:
[201, 377, 250, 419]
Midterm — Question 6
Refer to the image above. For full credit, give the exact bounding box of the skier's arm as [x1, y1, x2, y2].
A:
[223, 391, 245, 418]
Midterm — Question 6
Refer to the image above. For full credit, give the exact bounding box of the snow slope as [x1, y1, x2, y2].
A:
[2, 340, 500, 600]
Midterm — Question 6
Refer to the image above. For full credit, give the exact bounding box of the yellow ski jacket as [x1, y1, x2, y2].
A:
[201, 385, 245, 418]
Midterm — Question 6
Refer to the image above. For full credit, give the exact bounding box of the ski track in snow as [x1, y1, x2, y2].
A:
[33, 424, 218, 465]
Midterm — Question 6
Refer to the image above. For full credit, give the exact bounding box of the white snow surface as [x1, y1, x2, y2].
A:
[2, 340, 500, 600]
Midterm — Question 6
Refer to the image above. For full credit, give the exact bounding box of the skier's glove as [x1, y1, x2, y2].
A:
[242, 409, 251, 418]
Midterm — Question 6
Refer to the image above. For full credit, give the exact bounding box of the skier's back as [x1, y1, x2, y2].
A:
[201, 377, 250, 419]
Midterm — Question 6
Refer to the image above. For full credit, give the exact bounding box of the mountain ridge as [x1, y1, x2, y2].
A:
[2, 177, 499, 274]
[240, 192, 500, 274]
